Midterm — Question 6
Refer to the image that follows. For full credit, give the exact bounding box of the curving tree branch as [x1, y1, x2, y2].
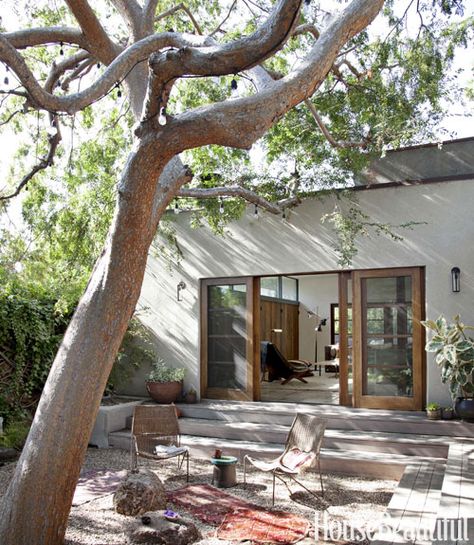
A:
[63, 0, 121, 64]
[149, 0, 302, 82]
[209, 0, 238, 37]
[141, 0, 303, 123]
[0, 116, 61, 201]
[3, 27, 89, 50]
[304, 99, 368, 149]
[110, 0, 144, 38]
[155, 3, 203, 35]
[150, 0, 383, 154]
[0, 32, 207, 114]
[177, 186, 282, 214]
[143, 0, 160, 35]
[43, 51, 92, 93]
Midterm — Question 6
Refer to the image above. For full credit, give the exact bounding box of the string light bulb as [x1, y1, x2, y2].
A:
[230, 78, 238, 91]
[254, 203, 259, 219]
[174, 200, 179, 214]
[282, 209, 287, 221]
[219, 197, 224, 215]
[116, 83, 122, 98]
[59, 42, 64, 56]
[158, 107, 167, 126]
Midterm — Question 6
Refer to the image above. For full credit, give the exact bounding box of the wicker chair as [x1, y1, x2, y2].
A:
[130, 404, 189, 481]
[243, 413, 326, 505]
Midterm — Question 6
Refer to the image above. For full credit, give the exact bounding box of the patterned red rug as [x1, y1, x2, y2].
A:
[167, 483, 256, 525]
[218, 507, 310, 544]
[168, 484, 310, 543]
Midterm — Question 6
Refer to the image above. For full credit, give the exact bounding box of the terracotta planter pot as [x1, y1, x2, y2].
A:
[146, 381, 182, 404]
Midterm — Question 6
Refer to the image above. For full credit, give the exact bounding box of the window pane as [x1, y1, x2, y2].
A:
[362, 276, 413, 397]
[281, 277, 297, 301]
[260, 277, 279, 298]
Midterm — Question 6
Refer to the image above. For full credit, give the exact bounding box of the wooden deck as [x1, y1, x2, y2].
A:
[370, 442, 474, 545]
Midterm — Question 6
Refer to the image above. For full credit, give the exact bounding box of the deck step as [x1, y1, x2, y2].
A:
[434, 442, 474, 544]
[109, 430, 443, 480]
[177, 401, 474, 438]
[370, 461, 445, 544]
[176, 418, 450, 458]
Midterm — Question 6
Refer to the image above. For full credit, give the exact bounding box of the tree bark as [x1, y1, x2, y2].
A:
[0, 138, 172, 545]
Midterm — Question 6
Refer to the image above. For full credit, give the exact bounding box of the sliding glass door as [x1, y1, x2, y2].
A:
[352, 268, 424, 410]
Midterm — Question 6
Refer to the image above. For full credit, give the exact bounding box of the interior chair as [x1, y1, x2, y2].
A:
[130, 404, 189, 481]
[261, 341, 314, 385]
[244, 413, 326, 505]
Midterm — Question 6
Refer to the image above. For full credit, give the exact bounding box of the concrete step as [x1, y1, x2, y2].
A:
[176, 418, 451, 458]
[109, 429, 444, 480]
[177, 401, 474, 438]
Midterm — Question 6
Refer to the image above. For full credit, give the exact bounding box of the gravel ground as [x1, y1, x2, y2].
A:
[0, 448, 396, 544]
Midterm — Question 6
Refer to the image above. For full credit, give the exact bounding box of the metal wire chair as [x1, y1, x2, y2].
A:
[244, 413, 326, 505]
[130, 404, 189, 481]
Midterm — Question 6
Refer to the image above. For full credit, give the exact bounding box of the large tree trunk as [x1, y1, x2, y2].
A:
[0, 139, 170, 545]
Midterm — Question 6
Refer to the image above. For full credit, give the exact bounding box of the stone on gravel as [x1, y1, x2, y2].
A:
[114, 469, 167, 516]
[126, 511, 201, 545]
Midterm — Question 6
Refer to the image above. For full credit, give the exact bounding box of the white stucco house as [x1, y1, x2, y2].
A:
[120, 137, 474, 412]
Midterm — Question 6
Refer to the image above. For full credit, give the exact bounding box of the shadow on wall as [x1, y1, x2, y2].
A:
[113, 316, 198, 399]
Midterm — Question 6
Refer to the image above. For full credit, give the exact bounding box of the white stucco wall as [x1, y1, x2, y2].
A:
[136, 178, 474, 407]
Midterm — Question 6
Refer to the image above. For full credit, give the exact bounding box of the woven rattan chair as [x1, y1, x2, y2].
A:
[131, 404, 189, 481]
[244, 413, 326, 505]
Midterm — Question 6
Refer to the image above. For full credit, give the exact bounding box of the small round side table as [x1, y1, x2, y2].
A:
[210, 455, 238, 488]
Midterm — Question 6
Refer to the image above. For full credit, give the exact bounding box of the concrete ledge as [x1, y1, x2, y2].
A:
[89, 399, 144, 448]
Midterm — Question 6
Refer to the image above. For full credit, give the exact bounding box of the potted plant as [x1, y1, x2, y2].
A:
[422, 315, 474, 421]
[426, 402, 441, 420]
[184, 386, 198, 404]
[442, 406, 454, 420]
[146, 359, 185, 404]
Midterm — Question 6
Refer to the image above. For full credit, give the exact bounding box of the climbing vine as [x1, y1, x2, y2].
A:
[0, 283, 72, 423]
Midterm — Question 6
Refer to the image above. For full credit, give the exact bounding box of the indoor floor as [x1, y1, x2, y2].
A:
[260, 367, 348, 404]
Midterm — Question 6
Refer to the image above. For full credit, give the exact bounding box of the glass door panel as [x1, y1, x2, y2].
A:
[353, 268, 423, 410]
[208, 285, 247, 390]
[201, 278, 254, 400]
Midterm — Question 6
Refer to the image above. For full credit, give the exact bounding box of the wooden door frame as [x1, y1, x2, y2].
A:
[338, 271, 352, 406]
[200, 276, 258, 401]
[352, 267, 424, 410]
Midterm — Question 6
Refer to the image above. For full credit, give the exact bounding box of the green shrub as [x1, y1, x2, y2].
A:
[0, 284, 72, 423]
[0, 418, 32, 450]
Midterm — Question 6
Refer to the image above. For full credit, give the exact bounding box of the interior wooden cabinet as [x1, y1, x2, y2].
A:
[260, 298, 299, 360]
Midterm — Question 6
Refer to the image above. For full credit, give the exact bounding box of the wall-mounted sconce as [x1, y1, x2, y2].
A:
[177, 280, 186, 301]
[451, 267, 460, 293]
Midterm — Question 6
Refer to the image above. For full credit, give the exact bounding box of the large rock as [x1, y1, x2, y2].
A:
[114, 469, 167, 516]
[126, 511, 201, 545]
